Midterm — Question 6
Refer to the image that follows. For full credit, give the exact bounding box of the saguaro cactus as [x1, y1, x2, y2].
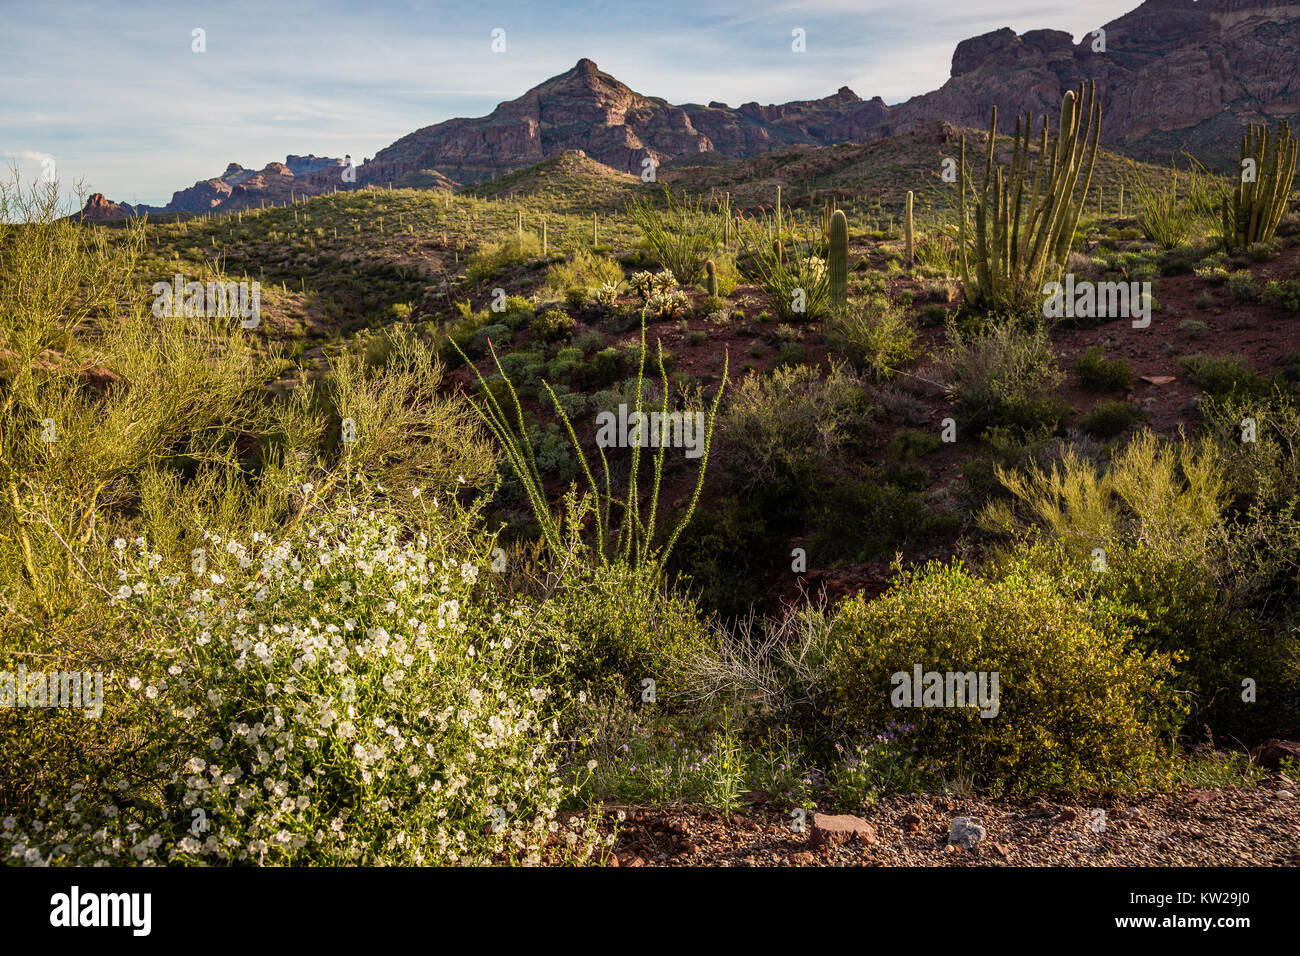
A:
[705, 259, 719, 297]
[829, 208, 848, 308]
[904, 191, 915, 269]
[958, 80, 1101, 311]
[1222, 120, 1297, 250]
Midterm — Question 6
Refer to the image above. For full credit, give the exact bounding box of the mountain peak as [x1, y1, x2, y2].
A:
[573, 57, 600, 75]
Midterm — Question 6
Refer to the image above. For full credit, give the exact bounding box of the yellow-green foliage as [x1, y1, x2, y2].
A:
[545, 247, 624, 296]
[466, 233, 542, 282]
[980, 430, 1298, 740]
[823, 297, 919, 379]
[981, 429, 1227, 564]
[825, 553, 1183, 793]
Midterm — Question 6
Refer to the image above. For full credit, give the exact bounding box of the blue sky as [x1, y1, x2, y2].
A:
[0, 0, 1140, 207]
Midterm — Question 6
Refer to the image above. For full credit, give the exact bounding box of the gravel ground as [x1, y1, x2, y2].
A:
[599, 774, 1300, 867]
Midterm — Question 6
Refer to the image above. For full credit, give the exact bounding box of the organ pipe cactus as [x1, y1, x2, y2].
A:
[1222, 120, 1297, 250]
[829, 208, 848, 308]
[958, 80, 1101, 311]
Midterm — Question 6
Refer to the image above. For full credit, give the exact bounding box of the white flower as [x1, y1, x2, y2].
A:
[113, 538, 126, 550]
[127, 677, 142, 691]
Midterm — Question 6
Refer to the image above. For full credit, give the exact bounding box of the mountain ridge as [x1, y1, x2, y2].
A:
[78, 0, 1300, 220]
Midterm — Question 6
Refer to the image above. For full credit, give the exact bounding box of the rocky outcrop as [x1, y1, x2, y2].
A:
[158, 156, 352, 215]
[70, 193, 154, 221]
[889, 0, 1300, 165]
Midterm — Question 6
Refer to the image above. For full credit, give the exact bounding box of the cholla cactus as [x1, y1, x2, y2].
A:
[628, 271, 656, 300]
[646, 289, 689, 317]
[652, 269, 676, 294]
[591, 282, 619, 307]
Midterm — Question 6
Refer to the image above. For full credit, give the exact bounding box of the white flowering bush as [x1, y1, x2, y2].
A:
[2, 509, 607, 866]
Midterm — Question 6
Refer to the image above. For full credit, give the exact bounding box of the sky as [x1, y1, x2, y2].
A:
[0, 0, 1142, 208]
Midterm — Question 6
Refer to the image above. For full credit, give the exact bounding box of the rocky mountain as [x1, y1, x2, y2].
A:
[357, 0, 1299, 184]
[79, 0, 1299, 220]
[358, 58, 892, 186]
[162, 155, 353, 212]
[883, 0, 1300, 164]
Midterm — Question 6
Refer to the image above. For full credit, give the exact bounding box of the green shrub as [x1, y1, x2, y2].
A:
[943, 319, 1068, 437]
[811, 475, 929, 563]
[1226, 271, 1259, 302]
[669, 497, 768, 618]
[981, 430, 1300, 740]
[715, 364, 872, 522]
[1262, 279, 1300, 312]
[1074, 345, 1134, 392]
[1180, 353, 1272, 398]
[466, 234, 541, 283]
[824, 298, 919, 379]
[886, 429, 943, 461]
[531, 308, 576, 343]
[824, 554, 1183, 793]
[776, 342, 805, 366]
[1080, 399, 1144, 438]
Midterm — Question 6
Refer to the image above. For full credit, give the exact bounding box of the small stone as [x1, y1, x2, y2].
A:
[1276, 790, 1294, 799]
[810, 812, 878, 847]
[949, 816, 986, 849]
[791, 851, 814, 864]
[1054, 808, 1078, 823]
[900, 812, 922, 832]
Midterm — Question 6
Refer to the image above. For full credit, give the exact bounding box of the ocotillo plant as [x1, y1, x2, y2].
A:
[1222, 120, 1298, 250]
[958, 80, 1101, 311]
[705, 259, 719, 297]
[829, 208, 848, 308]
[904, 191, 915, 269]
